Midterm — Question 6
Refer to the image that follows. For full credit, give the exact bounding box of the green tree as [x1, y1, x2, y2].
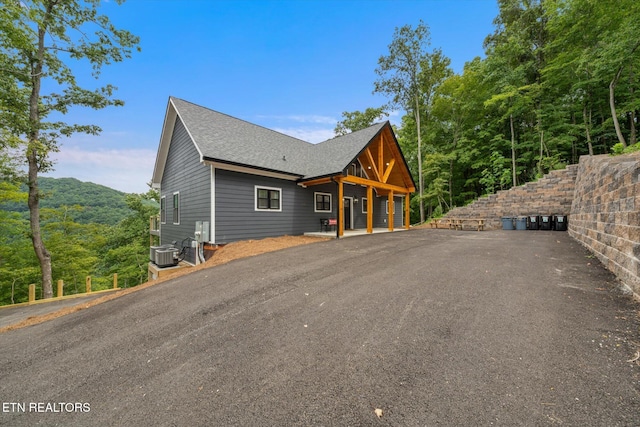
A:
[483, 0, 549, 187]
[41, 205, 107, 292]
[98, 190, 159, 288]
[0, 0, 139, 298]
[432, 57, 490, 206]
[374, 20, 432, 223]
[334, 107, 388, 136]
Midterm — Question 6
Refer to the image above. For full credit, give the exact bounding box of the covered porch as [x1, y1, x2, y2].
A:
[301, 124, 415, 237]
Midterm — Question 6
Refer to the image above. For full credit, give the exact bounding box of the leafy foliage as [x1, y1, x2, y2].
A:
[2, 177, 132, 225]
[334, 107, 388, 135]
[0, 184, 158, 306]
[0, 0, 139, 299]
[385, 0, 640, 224]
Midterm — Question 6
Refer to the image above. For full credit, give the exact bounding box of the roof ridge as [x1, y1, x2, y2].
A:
[314, 120, 388, 145]
[170, 96, 314, 146]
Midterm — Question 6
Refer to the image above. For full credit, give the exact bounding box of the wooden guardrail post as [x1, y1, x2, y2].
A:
[57, 279, 64, 298]
[113, 273, 118, 289]
[85, 276, 92, 293]
[28, 284, 35, 302]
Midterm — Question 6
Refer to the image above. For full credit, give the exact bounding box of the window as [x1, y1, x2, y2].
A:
[348, 163, 357, 176]
[362, 197, 368, 214]
[385, 199, 395, 214]
[255, 186, 281, 211]
[160, 196, 166, 224]
[314, 192, 332, 212]
[173, 192, 180, 224]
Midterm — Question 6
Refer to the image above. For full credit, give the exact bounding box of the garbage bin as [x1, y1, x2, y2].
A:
[539, 215, 552, 230]
[515, 216, 527, 230]
[527, 215, 539, 230]
[554, 215, 568, 231]
[501, 217, 514, 230]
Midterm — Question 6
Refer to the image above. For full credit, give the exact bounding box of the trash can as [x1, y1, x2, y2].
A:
[515, 216, 527, 230]
[501, 217, 514, 230]
[539, 215, 552, 230]
[554, 215, 568, 231]
[527, 215, 539, 230]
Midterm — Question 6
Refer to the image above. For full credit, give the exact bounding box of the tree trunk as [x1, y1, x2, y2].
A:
[449, 132, 458, 210]
[448, 159, 454, 210]
[583, 105, 594, 155]
[27, 12, 54, 299]
[610, 66, 627, 148]
[415, 96, 425, 223]
[27, 147, 53, 299]
[538, 130, 544, 177]
[509, 114, 517, 187]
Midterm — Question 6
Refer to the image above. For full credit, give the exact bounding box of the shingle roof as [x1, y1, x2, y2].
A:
[158, 97, 390, 181]
[171, 97, 314, 177]
[302, 122, 387, 178]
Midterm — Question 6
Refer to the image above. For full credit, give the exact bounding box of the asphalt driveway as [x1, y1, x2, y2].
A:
[0, 229, 638, 426]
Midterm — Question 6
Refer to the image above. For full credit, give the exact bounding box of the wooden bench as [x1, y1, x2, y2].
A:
[452, 218, 485, 231]
[430, 218, 456, 229]
[429, 218, 485, 231]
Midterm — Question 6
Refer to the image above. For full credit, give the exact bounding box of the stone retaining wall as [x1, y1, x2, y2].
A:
[569, 153, 640, 296]
[444, 165, 579, 230]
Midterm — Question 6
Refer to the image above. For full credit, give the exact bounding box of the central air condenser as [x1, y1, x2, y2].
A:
[150, 244, 172, 263]
[155, 248, 179, 268]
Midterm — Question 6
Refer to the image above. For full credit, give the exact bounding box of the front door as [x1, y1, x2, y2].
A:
[343, 197, 353, 230]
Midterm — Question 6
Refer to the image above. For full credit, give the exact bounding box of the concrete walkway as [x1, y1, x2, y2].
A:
[304, 227, 408, 239]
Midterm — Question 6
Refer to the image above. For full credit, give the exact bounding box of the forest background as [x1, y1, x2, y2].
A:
[1, 0, 639, 305]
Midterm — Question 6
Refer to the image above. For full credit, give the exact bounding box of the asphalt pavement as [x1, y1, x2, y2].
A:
[0, 229, 638, 426]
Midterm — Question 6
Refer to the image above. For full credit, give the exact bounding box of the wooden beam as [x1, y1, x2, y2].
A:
[381, 158, 395, 183]
[300, 177, 333, 187]
[404, 194, 410, 230]
[378, 134, 384, 180]
[364, 148, 380, 181]
[342, 174, 414, 194]
[367, 185, 373, 233]
[388, 190, 394, 231]
[338, 178, 344, 237]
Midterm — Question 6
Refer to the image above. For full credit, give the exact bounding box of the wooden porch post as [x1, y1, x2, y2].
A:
[404, 192, 410, 230]
[338, 178, 344, 237]
[388, 190, 394, 231]
[367, 186, 373, 233]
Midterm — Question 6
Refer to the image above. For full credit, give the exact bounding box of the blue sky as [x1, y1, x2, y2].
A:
[43, 0, 499, 193]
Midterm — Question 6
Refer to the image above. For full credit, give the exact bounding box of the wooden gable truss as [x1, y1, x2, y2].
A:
[302, 125, 415, 237]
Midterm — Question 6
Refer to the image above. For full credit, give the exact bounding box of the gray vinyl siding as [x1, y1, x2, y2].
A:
[341, 183, 367, 229]
[372, 195, 404, 228]
[215, 170, 335, 243]
[160, 118, 211, 264]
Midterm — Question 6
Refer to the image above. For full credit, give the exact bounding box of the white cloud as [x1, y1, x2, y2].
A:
[271, 127, 336, 144]
[43, 147, 157, 194]
[257, 114, 338, 125]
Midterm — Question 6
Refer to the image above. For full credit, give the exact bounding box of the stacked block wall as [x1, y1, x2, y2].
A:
[569, 153, 640, 296]
[444, 165, 579, 230]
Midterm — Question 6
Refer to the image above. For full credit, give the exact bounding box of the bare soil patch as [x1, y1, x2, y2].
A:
[0, 235, 328, 333]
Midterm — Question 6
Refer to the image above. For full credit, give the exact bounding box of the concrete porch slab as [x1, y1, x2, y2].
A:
[304, 227, 408, 239]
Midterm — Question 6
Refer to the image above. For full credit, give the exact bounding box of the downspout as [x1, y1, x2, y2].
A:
[331, 177, 339, 239]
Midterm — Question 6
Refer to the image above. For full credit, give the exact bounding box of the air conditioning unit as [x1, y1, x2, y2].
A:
[155, 248, 179, 268]
[150, 244, 172, 263]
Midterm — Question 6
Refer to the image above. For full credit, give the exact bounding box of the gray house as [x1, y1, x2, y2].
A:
[151, 97, 416, 264]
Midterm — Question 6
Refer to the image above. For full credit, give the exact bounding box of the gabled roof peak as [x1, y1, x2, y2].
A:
[152, 97, 407, 186]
